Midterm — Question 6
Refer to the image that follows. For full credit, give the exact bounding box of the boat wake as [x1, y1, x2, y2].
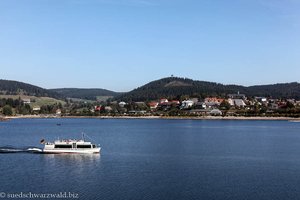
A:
[0, 146, 43, 154]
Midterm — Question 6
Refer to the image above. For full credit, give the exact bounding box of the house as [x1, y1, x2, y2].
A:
[135, 102, 147, 108]
[181, 100, 194, 109]
[210, 109, 222, 116]
[204, 98, 224, 106]
[227, 98, 235, 106]
[148, 102, 159, 109]
[233, 99, 246, 107]
[195, 102, 207, 109]
[22, 98, 31, 104]
[105, 106, 113, 112]
[228, 92, 246, 99]
[287, 99, 296, 106]
[32, 106, 41, 111]
[269, 103, 279, 110]
[160, 99, 168, 104]
[189, 109, 210, 115]
[255, 97, 267, 102]
[56, 109, 61, 115]
[95, 106, 102, 111]
[204, 98, 224, 108]
[118, 102, 126, 108]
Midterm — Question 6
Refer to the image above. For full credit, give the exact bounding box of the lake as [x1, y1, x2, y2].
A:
[1, 118, 300, 200]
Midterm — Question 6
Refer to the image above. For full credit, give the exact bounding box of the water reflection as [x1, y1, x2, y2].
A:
[42, 154, 101, 174]
[43, 153, 101, 163]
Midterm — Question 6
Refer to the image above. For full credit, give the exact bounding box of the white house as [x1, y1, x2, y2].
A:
[227, 98, 235, 106]
[119, 102, 126, 108]
[32, 106, 41, 111]
[22, 99, 31, 104]
[181, 100, 194, 109]
[56, 109, 62, 115]
[210, 109, 222, 116]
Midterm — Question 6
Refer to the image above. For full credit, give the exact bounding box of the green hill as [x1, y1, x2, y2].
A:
[49, 88, 121, 101]
[0, 79, 61, 98]
[2, 78, 300, 103]
[115, 77, 300, 101]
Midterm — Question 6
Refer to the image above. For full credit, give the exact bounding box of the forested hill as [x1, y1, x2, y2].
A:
[49, 88, 120, 101]
[114, 77, 300, 101]
[0, 79, 61, 98]
[2, 78, 300, 102]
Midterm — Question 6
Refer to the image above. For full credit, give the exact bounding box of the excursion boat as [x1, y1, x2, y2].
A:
[40, 134, 101, 154]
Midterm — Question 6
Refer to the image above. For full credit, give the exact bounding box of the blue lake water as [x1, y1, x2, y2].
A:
[1, 118, 300, 200]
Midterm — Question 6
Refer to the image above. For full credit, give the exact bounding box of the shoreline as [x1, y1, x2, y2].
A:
[2, 115, 300, 121]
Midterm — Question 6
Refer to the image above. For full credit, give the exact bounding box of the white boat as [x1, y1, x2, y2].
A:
[40, 134, 101, 154]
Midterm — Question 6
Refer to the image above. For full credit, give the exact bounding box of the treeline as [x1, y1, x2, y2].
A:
[0, 98, 31, 115]
[0, 79, 61, 98]
[244, 82, 300, 99]
[49, 88, 120, 101]
[115, 77, 300, 102]
[0, 98, 63, 116]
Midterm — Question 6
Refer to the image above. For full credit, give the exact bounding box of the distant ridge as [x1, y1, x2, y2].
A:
[1, 78, 300, 102]
[49, 88, 120, 101]
[0, 79, 120, 101]
[0, 79, 61, 98]
[115, 77, 300, 101]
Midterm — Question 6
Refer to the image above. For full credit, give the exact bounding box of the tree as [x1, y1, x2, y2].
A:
[220, 100, 231, 110]
[2, 105, 13, 116]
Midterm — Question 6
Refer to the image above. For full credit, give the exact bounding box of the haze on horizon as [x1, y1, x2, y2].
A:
[0, 0, 299, 92]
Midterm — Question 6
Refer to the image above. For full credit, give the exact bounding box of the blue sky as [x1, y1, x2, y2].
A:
[0, 0, 299, 92]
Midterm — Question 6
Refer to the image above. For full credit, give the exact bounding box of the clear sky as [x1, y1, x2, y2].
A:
[0, 0, 299, 92]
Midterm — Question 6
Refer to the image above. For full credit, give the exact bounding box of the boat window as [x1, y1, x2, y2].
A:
[92, 145, 96, 148]
[54, 145, 72, 148]
[77, 145, 92, 148]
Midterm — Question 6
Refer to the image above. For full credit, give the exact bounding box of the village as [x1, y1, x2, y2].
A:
[1, 91, 300, 118]
[96, 92, 300, 118]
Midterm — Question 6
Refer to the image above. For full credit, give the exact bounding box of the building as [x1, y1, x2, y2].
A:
[227, 98, 235, 106]
[181, 100, 194, 109]
[32, 106, 41, 111]
[269, 103, 279, 110]
[118, 102, 126, 108]
[233, 99, 246, 107]
[189, 109, 210, 115]
[105, 106, 113, 112]
[204, 97, 224, 108]
[148, 102, 159, 109]
[255, 97, 267, 102]
[160, 99, 168, 104]
[195, 102, 207, 109]
[228, 92, 246, 99]
[56, 109, 62, 115]
[22, 98, 31, 104]
[210, 109, 222, 116]
[95, 106, 102, 111]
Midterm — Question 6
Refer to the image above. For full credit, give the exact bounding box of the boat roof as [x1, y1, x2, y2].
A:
[53, 139, 93, 145]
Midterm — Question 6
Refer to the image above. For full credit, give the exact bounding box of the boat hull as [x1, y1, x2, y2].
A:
[43, 147, 101, 154]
